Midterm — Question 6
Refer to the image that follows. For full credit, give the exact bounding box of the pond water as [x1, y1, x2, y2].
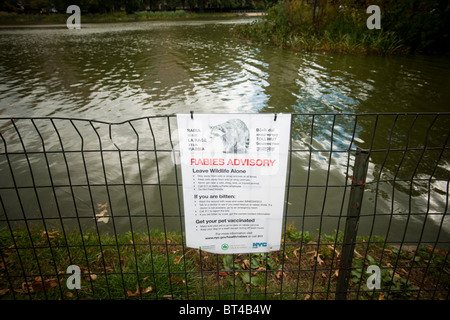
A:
[0, 18, 449, 248]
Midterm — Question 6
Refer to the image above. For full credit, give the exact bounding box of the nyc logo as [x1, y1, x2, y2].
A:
[252, 242, 267, 248]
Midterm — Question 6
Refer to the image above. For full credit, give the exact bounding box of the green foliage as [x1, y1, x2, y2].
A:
[1, 228, 448, 299]
[222, 253, 279, 287]
[235, 0, 449, 54]
[351, 254, 415, 299]
[285, 224, 312, 243]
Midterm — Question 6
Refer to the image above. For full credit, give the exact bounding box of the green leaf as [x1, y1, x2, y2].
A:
[366, 255, 377, 266]
[223, 255, 238, 271]
[240, 272, 259, 286]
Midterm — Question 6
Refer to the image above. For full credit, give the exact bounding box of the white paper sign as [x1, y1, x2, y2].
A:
[177, 113, 291, 254]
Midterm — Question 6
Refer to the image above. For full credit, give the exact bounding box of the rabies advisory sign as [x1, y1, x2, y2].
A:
[177, 113, 291, 254]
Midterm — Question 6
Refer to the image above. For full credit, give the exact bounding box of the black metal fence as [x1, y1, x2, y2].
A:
[0, 113, 449, 300]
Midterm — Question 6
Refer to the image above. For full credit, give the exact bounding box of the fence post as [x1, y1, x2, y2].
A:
[336, 148, 370, 300]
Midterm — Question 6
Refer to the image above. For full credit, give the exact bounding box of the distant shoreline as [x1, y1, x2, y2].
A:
[0, 10, 264, 25]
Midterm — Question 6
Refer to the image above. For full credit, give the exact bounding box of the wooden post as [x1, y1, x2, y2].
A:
[336, 148, 370, 300]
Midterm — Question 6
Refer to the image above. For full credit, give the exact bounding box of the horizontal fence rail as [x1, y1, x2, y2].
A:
[0, 113, 449, 300]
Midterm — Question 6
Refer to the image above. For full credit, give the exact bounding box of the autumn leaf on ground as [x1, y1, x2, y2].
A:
[241, 259, 250, 269]
[126, 285, 153, 297]
[314, 251, 324, 266]
[23, 277, 59, 293]
[252, 266, 266, 276]
[0, 288, 10, 296]
[307, 249, 324, 265]
[126, 287, 139, 297]
[142, 286, 152, 294]
[327, 245, 340, 257]
[174, 255, 183, 265]
[169, 276, 186, 285]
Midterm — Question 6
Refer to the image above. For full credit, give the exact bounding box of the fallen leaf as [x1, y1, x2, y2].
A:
[321, 272, 327, 278]
[141, 286, 152, 294]
[89, 273, 98, 281]
[310, 250, 324, 266]
[304, 294, 311, 300]
[0, 288, 10, 296]
[378, 292, 384, 300]
[126, 287, 139, 297]
[334, 270, 339, 278]
[173, 256, 183, 265]
[65, 292, 73, 298]
[126, 284, 152, 297]
[251, 267, 263, 276]
[388, 270, 402, 279]
[28, 277, 58, 292]
[219, 272, 229, 276]
[169, 276, 186, 285]
[327, 245, 340, 257]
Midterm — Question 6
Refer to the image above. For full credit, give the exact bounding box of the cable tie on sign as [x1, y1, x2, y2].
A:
[190, 111, 194, 119]
[274, 113, 277, 121]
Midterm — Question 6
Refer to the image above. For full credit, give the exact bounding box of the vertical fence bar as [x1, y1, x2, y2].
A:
[336, 148, 370, 300]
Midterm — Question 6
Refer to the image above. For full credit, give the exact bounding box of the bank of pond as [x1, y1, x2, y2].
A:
[0, 226, 448, 300]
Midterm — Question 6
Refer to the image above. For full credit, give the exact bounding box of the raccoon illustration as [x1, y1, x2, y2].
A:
[209, 119, 250, 154]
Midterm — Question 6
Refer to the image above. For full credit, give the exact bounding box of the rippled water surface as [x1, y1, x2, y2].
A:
[0, 19, 449, 245]
[1, 19, 449, 118]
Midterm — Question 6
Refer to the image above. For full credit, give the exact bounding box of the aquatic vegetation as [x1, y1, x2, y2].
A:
[234, 0, 449, 55]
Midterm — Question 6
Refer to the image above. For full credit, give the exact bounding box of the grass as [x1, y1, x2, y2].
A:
[0, 10, 242, 25]
[0, 225, 448, 300]
[232, 2, 409, 55]
[234, 19, 407, 55]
